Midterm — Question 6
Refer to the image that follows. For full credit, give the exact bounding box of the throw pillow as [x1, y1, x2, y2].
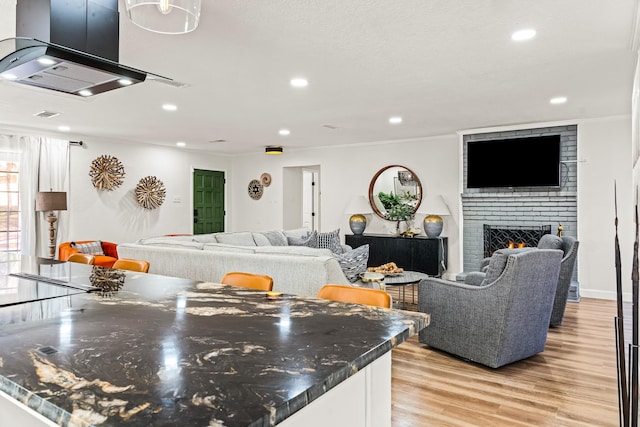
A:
[537, 234, 564, 251]
[260, 230, 288, 246]
[282, 228, 312, 239]
[335, 244, 369, 283]
[251, 233, 271, 246]
[482, 247, 535, 285]
[316, 229, 343, 254]
[214, 232, 257, 246]
[287, 231, 318, 248]
[71, 241, 104, 256]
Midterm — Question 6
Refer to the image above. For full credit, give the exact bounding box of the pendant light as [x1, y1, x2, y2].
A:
[125, 0, 202, 34]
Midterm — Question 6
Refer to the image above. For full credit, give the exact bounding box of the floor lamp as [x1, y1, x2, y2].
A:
[36, 191, 67, 259]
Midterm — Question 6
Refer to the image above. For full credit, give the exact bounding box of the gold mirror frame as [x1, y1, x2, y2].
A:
[368, 165, 422, 220]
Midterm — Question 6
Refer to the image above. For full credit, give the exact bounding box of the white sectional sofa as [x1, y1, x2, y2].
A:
[117, 229, 354, 298]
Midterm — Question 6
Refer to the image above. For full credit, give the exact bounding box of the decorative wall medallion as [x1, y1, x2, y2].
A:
[260, 173, 272, 187]
[89, 155, 125, 191]
[135, 176, 166, 209]
[248, 179, 264, 200]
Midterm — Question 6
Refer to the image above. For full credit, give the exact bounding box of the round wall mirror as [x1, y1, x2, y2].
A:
[368, 165, 422, 220]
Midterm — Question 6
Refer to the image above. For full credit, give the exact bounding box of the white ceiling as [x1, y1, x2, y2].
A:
[0, 0, 638, 154]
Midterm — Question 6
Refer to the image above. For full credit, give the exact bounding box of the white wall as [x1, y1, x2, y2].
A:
[578, 116, 633, 300]
[9, 114, 631, 299]
[230, 135, 461, 278]
[67, 137, 230, 243]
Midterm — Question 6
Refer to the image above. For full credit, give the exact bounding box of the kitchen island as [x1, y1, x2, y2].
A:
[0, 255, 428, 426]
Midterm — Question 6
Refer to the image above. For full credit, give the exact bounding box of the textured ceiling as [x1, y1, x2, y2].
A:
[0, 0, 638, 154]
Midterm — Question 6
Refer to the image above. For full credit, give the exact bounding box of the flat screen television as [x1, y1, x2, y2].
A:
[466, 135, 561, 188]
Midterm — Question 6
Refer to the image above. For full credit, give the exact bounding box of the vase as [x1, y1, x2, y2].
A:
[424, 215, 444, 238]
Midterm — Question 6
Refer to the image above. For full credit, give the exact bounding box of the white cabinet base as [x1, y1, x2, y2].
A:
[279, 351, 392, 427]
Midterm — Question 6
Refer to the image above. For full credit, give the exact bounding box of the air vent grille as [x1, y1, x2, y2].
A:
[34, 111, 60, 118]
[37, 346, 58, 355]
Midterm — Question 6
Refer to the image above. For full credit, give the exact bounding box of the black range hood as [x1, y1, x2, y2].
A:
[0, 0, 169, 97]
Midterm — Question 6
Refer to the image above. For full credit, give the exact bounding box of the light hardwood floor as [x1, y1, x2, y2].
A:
[391, 297, 621, 426]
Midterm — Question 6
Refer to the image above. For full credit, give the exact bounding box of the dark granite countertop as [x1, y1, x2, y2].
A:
[0, 255, 429, 426]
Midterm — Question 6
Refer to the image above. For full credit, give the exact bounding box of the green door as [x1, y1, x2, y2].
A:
[193, 169, 225, 234]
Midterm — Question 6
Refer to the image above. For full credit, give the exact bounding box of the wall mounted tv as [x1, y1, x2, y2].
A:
[466, 135, 561, 188]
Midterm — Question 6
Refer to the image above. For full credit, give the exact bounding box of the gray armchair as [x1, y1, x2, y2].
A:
[538, 235, 579, 326]
[474, 235, 579, 327]
[418, 249, 563, 368]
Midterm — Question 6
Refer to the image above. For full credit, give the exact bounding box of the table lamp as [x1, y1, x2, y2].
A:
[419, 194, 450, 238]
[344, 195, 373, 235]
[36, 190, 67, 259]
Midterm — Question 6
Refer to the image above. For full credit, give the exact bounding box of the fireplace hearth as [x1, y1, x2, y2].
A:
[483, 224, 552, 258]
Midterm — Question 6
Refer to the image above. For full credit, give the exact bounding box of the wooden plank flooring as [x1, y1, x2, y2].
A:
[391, 297, 620, 426]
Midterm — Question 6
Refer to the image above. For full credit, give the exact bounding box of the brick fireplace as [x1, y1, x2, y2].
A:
[461, 125, 579, 298]
[483, 224, 552, 257]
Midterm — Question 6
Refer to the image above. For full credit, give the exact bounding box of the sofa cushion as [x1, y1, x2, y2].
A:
[71, 241, 104, 256]
[214, 232, 257, 246]
[316, 229, 343, 254]
[139, 235, 195, 244]
[334, 244, 369, 282]
[259, 230, 288, 246]
[142, 239, 205, 250]
[288, 231, 318, 248]
[255, 245, 333, 257]
[202, 243, 256, 254]
[192, 233, 219, 244]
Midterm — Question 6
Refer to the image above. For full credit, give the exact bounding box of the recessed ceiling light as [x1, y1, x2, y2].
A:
[550, 96, 567, 104]
[78, 89, 92, 97]
[290, 78, 308, 88]
[279, 129, 290, 136]
[511, 29, 536, 41]
[118, 78, 133, 86]
[162, 103, 177, 111]
[176, 141, 186, 147]
[58, 125, 70, 132]
[389, 116, 403, 124]
[0, 73, 17, 80]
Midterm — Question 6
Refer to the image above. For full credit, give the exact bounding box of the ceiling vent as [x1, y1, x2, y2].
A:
[33, 110, 60, 118]
[0, 0, 171, 97]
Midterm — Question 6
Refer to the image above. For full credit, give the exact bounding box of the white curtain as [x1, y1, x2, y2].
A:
[0, 134, 69, 257]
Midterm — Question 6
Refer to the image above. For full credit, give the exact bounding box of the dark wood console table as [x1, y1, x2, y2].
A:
[346, 234, 448, 277]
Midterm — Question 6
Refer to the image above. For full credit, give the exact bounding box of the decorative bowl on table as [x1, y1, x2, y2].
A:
[359, 272, 385, 283]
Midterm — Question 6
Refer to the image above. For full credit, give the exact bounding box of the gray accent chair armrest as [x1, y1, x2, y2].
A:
[418, 249, 563, 368]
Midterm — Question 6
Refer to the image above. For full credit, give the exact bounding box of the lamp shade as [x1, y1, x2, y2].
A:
[125, 0, 202, 34]
[344, 195, 373, 215]
[36, 192, 67, 212]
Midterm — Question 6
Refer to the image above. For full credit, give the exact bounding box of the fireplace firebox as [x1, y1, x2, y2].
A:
[483, 224, 552, 258]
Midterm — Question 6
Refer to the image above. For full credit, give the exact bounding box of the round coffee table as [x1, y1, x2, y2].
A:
[358, 271, 429, 310]
[383, 271, 429, 309]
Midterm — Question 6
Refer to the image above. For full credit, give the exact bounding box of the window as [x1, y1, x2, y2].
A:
[0, 159, 20, 252]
